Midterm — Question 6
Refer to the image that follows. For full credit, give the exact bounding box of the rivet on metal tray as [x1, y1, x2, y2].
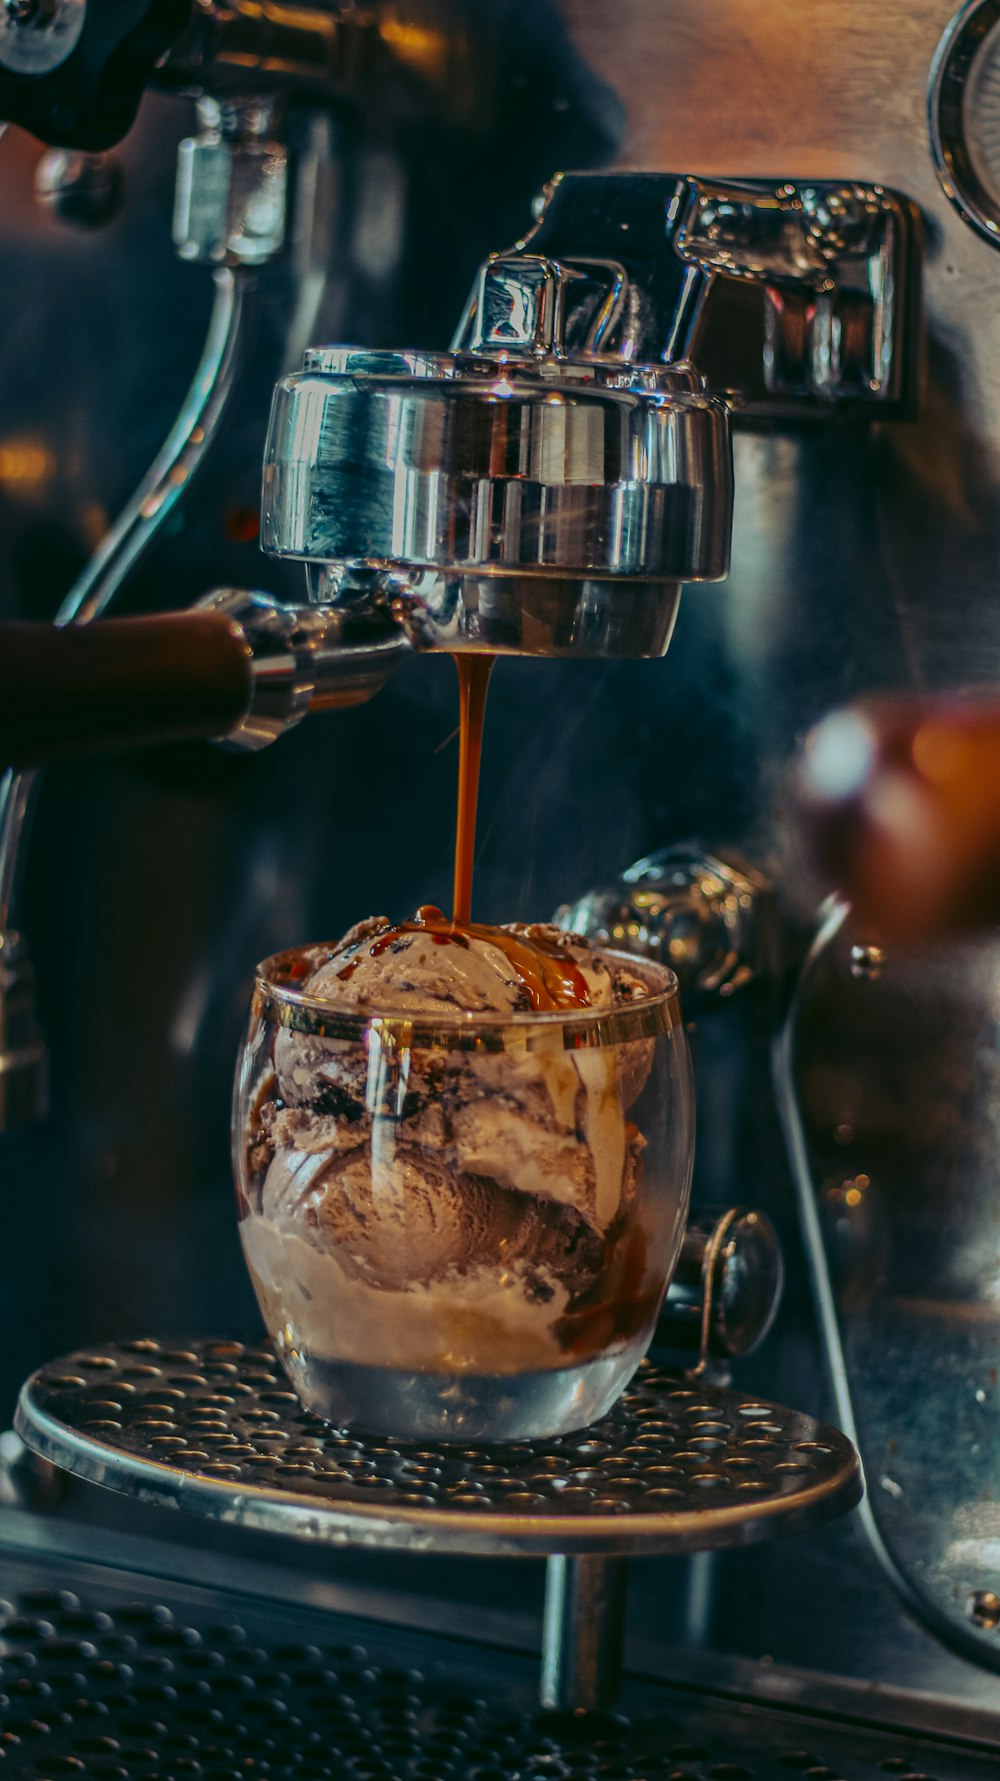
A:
[967, 1588, 1000, 1628]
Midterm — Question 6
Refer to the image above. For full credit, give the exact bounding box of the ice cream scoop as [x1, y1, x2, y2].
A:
[270, 910, 653, 1234]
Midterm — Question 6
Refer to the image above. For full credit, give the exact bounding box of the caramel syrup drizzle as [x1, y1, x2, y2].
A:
[343, 905, 590, 1011]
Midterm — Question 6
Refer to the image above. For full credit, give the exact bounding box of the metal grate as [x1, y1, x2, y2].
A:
[0, 1580, 997, 1781]
[15, 1340, 861, 1555]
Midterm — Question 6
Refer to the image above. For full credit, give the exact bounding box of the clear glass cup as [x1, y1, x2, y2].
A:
[233, 947, 694, 1442]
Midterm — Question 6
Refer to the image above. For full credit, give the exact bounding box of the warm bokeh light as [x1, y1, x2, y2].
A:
[0, 441, 55, 487]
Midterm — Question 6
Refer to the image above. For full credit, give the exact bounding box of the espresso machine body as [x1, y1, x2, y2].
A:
[3, 0, 1000, 1743]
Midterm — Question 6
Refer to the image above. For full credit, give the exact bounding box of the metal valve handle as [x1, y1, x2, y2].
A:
[0, 0, 191, 150]
[657, 1205, 784, 1367]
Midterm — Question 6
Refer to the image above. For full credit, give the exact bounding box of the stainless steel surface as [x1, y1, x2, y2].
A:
[0, 0, 82, 75]
[201, 588, 407, 749]
[775, 899, 1000, 1674]
[261, 347, 726, 660]
[540, 1553, 628, 1710]
[15, 1338, 862, 1557]
[556, 845, 776, 1004]
[173, 96, 288, 267]
[660, 1207, 785, 1366]
[3, 1554, 1000, 1781]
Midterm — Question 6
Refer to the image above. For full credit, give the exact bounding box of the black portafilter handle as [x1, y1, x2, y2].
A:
[0, 611, 253, 765]
[657, 1207, 784, 1364]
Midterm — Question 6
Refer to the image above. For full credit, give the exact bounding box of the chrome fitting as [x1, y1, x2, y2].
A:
[501, 172, 917, 416]
[658, 1206, 784, 1366]
[556, 844, 776, 1003]
[173, 96, 287, 267]
[200, 588, 408, 750]
[0, 928, 48, 1130]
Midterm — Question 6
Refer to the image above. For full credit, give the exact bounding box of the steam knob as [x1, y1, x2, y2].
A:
[0, 0, 190, 149]
[555, 844, 776, 1004]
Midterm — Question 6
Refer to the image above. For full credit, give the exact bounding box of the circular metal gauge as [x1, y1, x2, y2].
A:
[931, 0, 1000, 244]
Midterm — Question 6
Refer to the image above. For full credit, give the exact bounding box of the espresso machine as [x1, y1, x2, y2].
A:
[4, 2, 1000, 1776]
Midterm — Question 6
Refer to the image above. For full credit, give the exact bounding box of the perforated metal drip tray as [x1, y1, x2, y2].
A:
[14, 1342, 861, 1557]
[1, 1553, 1000, 1781]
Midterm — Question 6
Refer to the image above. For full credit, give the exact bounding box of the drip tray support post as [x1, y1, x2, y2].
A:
[541, 1553, 629, 1710]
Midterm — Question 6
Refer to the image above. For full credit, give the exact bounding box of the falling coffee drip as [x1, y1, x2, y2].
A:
[333, 659, 594, 1012]
[452, 654, 494, 925]
[448, 653, 592, 1008]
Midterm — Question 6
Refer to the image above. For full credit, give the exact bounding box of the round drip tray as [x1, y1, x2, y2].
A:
[15, 1340, 861, 1557]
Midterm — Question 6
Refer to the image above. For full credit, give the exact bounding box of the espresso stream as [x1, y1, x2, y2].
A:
[452, 654, 494, 924]
[345, 658, 592, 1012]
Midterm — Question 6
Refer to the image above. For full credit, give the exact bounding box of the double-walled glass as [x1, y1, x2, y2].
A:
[234, 949, 694, 1442]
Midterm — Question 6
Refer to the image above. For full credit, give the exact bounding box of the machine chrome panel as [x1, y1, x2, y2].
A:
[779, 908, 1000, 1672]
[2, 0, 1000, 1711]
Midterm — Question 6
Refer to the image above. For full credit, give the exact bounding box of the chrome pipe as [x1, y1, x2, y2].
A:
[540, 1554, 629, 1710]
[58, 264, 252, 629]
